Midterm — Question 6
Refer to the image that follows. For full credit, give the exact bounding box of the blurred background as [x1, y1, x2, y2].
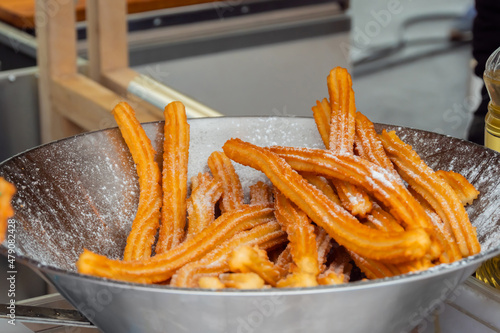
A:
[0, 0, 492, 332]
[0, 0, 479, 162]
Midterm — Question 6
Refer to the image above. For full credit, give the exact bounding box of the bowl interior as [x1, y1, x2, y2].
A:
[1, 117, 500, 281]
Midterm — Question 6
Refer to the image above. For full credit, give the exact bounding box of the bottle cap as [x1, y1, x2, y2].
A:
[484, 46, 500, 107]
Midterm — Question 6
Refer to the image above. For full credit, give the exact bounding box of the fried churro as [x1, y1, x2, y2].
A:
[354, 112, 398, 176]
[77, 205, 274, 283]
[326, 68, 373, 217]
[379, 130, 481, 257]
[327, 67, 356, 154]
[156, 101, 190, 253]
[220, 273, 266, 289]
[436, 170, 480, 206]
[317, 246, 352, 285]
[198, 276, 225, 289]
[0, 178, 15, 243]
[112, 102, 162, 261]
[186, 173, 222, 240]
[269, 146, 434, 229]
[274, 189, 319, 286]
[171, 220, 286, 288]
[249, 181, 273, 205]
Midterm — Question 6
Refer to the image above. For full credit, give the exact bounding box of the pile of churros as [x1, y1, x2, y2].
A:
[76, 67, 481, 289]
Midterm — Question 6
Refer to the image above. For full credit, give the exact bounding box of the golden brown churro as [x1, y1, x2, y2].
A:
[198, 276, 226, 289]
[0, 178, 15, 243]
[249, 181, 273, 205]
[156, 101, 190, 253]
[112, 102, 162, 261]
[325, 68, 373, 217]
[219, 273, 266, 289]
[75, 67, 481, 288]
[315, 226, 333, 273]
[229, 245, 285, 286]
[312, 98, 332, 149]
[274, 189, 320, 285]
[354, 112, 398, 175]
[300, 173, 341, 206]
[270, 146, 440, 236]
[223, 139, 432, 263]
[186, 173, 223, 240]
[327, 67, 356, 154]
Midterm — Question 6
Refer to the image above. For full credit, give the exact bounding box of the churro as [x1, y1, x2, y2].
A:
[354, 112, 398, 176]
[208, 151, 244, 213]
[274, 189, 319, 284]
[185, 173, 222, 240]
[198, 276, 225, 289]
[219, 273, 266, 289]
[312, 98, 331, 149]
[270, 146, 438, 235]
[327, 67, 356, 154]
[249, 181, 273, 205]
[112, 102, 162, 261]
[171, 220, 286, 288]
[0, 178, 15, 243]
[229, 245, 286, 286]
[315, 226, 333, 273]
[326, 68, 372, 217]
[436, 170, 480, 206]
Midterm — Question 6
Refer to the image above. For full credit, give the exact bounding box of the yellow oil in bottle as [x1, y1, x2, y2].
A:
[484, 75, 500, 151]
[475, 50, 500, 290]
[476, 257, 500, 289]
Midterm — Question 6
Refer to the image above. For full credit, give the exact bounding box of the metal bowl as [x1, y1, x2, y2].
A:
[1, 117, 500, 333]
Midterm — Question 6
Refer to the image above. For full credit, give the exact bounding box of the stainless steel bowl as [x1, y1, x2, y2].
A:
[1, 117, 500, 333]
